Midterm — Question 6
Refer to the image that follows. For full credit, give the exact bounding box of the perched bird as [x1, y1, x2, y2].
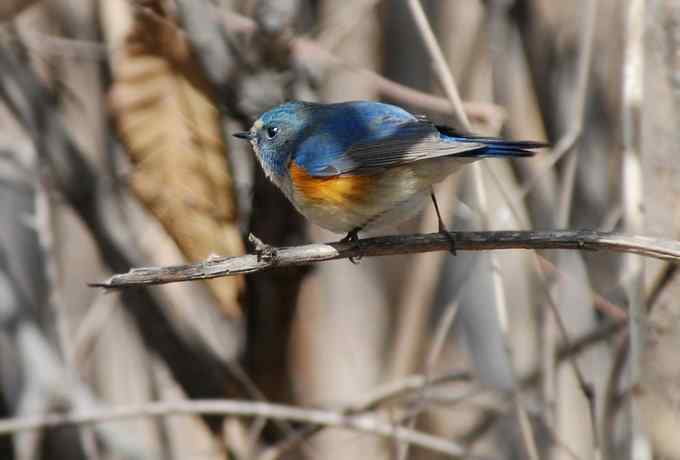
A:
[234, 100, 545, 243]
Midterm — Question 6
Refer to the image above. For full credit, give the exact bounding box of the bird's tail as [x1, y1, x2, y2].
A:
[437, 125, 549, 158]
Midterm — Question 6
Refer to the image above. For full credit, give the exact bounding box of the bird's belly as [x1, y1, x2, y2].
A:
[289, 159, 462, 234]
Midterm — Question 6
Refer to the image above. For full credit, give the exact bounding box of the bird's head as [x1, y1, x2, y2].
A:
[234, 101, 313, 181]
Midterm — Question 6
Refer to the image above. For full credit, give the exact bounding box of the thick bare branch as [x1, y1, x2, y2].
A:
[92, 230, 680, 289]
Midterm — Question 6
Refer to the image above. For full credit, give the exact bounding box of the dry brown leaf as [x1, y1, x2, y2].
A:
[108, 1, 244, 317]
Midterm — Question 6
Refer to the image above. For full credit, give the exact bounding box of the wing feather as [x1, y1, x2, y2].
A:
[312, 122, 485, 176]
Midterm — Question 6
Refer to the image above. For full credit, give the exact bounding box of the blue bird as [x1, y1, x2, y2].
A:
[234, 100, 546, 244]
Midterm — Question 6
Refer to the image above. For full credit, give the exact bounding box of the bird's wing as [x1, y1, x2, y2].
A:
[291, 101, 544, 177]
[292, 101, 487, 177]
[302, 121, 486, 177]
[292, 101, 419, 175]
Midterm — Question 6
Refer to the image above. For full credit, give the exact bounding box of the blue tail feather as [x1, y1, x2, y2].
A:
[436, 125, 548, 158]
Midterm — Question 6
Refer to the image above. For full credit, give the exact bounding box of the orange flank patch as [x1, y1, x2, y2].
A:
[290, 162, 373, 208]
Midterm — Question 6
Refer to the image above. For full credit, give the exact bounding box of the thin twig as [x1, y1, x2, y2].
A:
[406, 0, 470, 130]
[645, 262, 678, 313]
[552, 7, 601, 456]
[91, 230, 680, 288]
[291, 39, 504, 128]
[401, 299, 461, 460]
[0, 399, 467, 458]
[535, 256, 627, 321]
[601, 333, 629, 459]
[525, 254, 675, 390]
[259, 371, 471, 460]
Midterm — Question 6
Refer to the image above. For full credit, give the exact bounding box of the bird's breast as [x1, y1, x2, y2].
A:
[289, 162, 374, 209]
[286, 158, 462, 233]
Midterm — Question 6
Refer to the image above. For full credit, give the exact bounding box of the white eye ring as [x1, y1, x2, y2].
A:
[266, 126, 279, 139]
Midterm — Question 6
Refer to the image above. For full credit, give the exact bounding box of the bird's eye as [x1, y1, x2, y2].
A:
[266, 126, 279, 139]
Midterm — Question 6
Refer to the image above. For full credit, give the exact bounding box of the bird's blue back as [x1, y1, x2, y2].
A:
[259, 100, 543, 178]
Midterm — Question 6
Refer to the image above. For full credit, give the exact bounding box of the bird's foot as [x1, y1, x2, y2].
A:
[248, 233, 278, 263]
[340, 227, 362, 264]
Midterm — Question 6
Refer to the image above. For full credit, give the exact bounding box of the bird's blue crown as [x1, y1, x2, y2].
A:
[250, 101, 318, 178]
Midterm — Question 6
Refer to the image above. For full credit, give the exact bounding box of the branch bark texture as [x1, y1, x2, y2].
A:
[93, 230, 680, 289]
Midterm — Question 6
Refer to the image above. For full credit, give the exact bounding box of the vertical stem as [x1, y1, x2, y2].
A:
[405, 0, 470, 130]
[622, 0, 648, 458]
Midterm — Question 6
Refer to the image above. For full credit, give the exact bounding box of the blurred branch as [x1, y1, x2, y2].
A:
[0, 399, 467, 458]
[549, 1, 601, 456]
[405, 0, 470, 130]
[0, 39, 250, 435]
[220, 7, 506, 127]
[536, 255, 627, 321]
[93, 230, 680, 288]
[267, 313, 631, 460]
[0, 0, 39, 21]
[622, 0, 647, 458]
[4, 3, 505, 129]
[292, 39, 505, 129]
[0, 251, 147, 458]
[645, 262, 678, 312]
[260, 371, 471, 460]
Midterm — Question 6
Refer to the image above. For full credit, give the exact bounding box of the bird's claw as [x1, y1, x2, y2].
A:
[340, 228, 363, 264]
[248, 233, 278, 263]
[340, 228, 360, 243]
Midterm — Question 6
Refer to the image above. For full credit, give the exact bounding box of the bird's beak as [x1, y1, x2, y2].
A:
[233, 131, 254, 141]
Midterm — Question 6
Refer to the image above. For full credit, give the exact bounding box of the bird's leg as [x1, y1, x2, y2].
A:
[340, 227, 362, 264]
[430, 192, 456, 256]
[248, 233, 278, 262]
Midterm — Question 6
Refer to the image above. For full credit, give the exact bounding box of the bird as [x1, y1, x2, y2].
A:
[234, 100, 546, 247]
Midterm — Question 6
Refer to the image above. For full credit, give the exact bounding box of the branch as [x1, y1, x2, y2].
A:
[0, 399, 466, 458]
[219, 8, 506, 128]
[291, 39, 505, 129]
[91, 230, 680, 288]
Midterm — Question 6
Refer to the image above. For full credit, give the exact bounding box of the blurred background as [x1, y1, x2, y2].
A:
[0, 0, 679, 459]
